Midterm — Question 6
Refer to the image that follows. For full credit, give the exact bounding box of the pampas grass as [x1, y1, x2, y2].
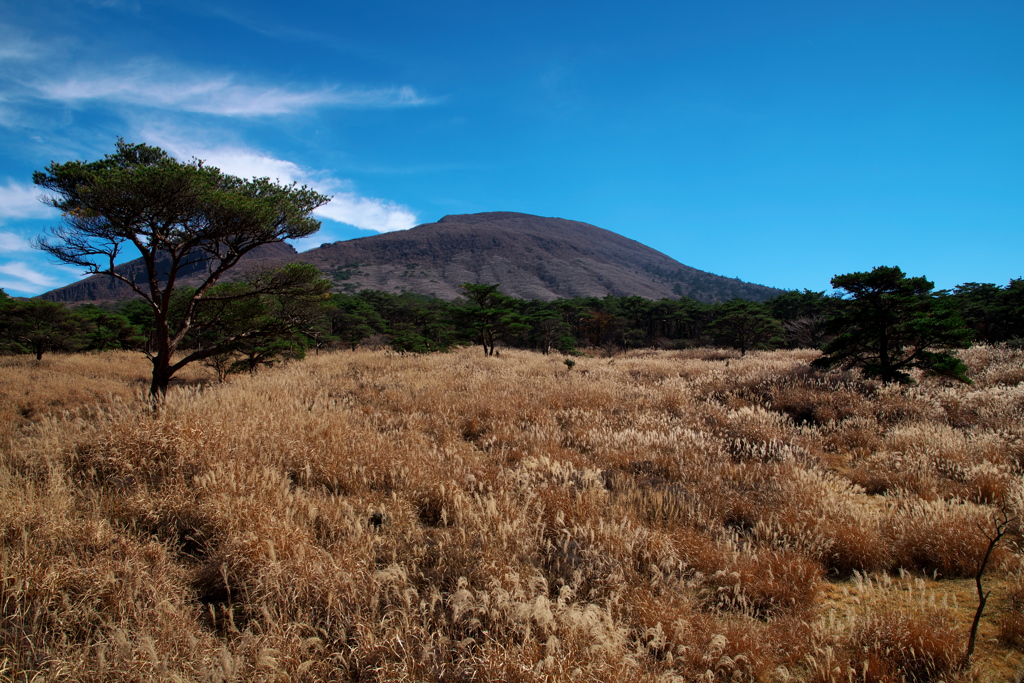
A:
[2, 345, 1023, 681]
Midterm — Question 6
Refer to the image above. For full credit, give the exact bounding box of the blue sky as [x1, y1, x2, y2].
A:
[1, 0, 1021, 297]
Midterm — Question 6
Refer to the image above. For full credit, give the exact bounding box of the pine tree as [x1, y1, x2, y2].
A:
[812, 266, 972, 384]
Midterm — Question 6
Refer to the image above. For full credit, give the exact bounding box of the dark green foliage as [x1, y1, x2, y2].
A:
[116, 298, 157, 344]
[33, 140, 329, 395]
[706, 299, 785, 355]
[190, 263, 332, 377]
[1005, 279, 1024, 343]
[281, 290, 456, 354]
[578, 306, 623, 348]
[393, 296, 461, 352]
[316, 289, 721, 355]
[812, 266, 973, 384]
[767, 289, 840, 349]
[76, 305, 146, 351]
[568, 295, 714, 349]
[9, 258, 1011, 369]
[0, 291, 22, 356]
[352, 290, 463, 352]
[525, 311, 576, 354]
[458, 283, 530, 356]
[390, 330, 440, 353]
[228, 339, 307, 376]
[940, 279, 1024, 345]
[0, 297, 86, 359]
[617, 296, 656, 348]
[327, 296, 385, 350]
[0, 289, 143, 358]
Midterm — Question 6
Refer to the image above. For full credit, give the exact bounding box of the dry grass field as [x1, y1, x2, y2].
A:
[2, 345, 1024, 682]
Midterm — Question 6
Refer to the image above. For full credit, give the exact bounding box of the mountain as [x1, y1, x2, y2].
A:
[295, 212, 782, 302]
[39, 242, 299, 304]
[40, 212, 783, 303]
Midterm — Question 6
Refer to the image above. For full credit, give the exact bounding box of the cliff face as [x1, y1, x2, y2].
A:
[39, 213, 782, 303]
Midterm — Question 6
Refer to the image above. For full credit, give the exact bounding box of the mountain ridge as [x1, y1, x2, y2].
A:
[39, 212, 784, 303]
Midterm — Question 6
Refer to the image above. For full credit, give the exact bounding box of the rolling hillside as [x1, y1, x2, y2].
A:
[40, 212, 783, 303]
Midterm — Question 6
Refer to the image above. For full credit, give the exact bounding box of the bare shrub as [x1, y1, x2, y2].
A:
[998, 579, 1024, 648]
[771, 383, 868, 426]
[849, 608, 962, 682]
[701, 547, 822, 618]
[872, 384, 943, 426]
[806, 570, 964, 683]
[823, 415, 886, 459]
[889, 499, 1006, 578]
[960, 344, 1024, 388]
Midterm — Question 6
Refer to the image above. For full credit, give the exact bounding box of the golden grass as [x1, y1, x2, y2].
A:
[2, 345, 1024, 681]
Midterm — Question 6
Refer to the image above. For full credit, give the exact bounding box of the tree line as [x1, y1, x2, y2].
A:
[3, 271, 1020, 364]
[8, 140, 1022, 394]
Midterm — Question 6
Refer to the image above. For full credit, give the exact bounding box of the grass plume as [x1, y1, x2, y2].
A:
[2, 346, 1023, 680]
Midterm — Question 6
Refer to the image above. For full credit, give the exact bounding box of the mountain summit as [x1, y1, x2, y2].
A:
[40, 212, 782, 303]
[298, 212, 782, 302]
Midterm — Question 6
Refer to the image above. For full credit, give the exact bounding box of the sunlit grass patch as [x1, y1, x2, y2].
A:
[2, 345, 1022, 680]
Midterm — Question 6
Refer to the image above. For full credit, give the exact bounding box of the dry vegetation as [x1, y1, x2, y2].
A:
[2, 345, 1024, 682]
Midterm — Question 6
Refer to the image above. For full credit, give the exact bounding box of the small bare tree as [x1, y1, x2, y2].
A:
[964, 505, 1017, 668]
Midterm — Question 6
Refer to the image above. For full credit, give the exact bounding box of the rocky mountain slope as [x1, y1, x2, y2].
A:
[39, 243, 298, 303]
[41, 212, 783, 303]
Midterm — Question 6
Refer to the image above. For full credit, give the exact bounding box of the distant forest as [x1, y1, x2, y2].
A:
[2, 278, 1022, 368]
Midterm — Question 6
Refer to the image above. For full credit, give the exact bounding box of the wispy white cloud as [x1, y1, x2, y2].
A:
[145, 132, 418, 238]
[0, 104, 15, 128]
[316, 194, 417, 233]
[33, 59, 428, 117]
[0, 231, 33, 251]
[0, 180, 57, 221]
[0, 25, 42, 62]
[154, 140, 312, 186]
[0, 261, 60, 288]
